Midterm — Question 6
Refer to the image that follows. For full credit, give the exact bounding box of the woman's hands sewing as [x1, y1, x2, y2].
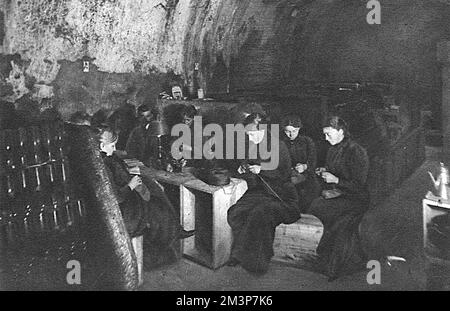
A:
[180, 158, 187, 167]
[315, 167, 339, 184]
[248, 165, 261, 174]
[295, 163, 307, 174]
[321, 172, 339, 184]
[238, 164, 261, 175]
[128, 175, 143, 190]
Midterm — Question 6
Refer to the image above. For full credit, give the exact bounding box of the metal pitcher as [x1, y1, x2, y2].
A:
[428, 162, 450, 200]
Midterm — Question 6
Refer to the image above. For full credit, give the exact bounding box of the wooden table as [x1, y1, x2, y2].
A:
[139, 165, 197, 186]
[180, 178, 247, 269]
[139, 165, 248, 269]
[139, 165, 197, 214]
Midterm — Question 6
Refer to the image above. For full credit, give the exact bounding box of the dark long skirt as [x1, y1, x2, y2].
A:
[227, 188, 299, 273]
[295, 175, 321, 213]
[308, 196, 368, 279]
[141, 175, 180, 268]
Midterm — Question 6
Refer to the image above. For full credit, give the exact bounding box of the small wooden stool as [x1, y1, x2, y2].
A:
[131, 235, 144, 287]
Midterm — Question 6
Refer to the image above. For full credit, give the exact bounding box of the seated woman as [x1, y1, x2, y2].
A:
[98, 127, 194, 267]
[125, 104, 160, 164]
[308, 116, 370, 280]
[165, 104, 201, 171]
[106, 102, 137, 152]
[226, 113, 299, 274]
[281, 115, 320, 213]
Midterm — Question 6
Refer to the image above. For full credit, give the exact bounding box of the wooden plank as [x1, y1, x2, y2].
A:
[131, 235, 143, 287]
[183, 178, 218, 194]
[139, 165, 196, 186]
[212, 179, 247, 268]
[272, 214, 323, 268]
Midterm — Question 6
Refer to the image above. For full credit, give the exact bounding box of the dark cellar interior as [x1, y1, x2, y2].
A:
[1, 0, 450, 291]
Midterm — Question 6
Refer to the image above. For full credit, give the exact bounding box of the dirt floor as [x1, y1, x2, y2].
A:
[141, 146, 447, 291]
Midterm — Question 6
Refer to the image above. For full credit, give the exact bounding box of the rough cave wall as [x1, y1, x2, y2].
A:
[0, 0, 290, 111]
[0, 0, 449, 118]
[183, 0, 450, 110]
[0, 0, 338, 112]
[184, 0, 285, 96]
[0, 0, 195, 116]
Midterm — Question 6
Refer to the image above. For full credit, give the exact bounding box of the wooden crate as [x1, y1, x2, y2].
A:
[180, 178, 247, 269]
[423, 197, 450, 261]
[423, 197, 450, 290]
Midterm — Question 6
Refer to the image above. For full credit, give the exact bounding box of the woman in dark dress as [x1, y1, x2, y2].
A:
[98, 127, 194, 267]
[106, 103, 137, 151]
[125, 104, 160, 164]
[171, 104, 199, 168]
[226, 113, 300, 273]
[281, 115, 320, 213]
[308, 116, 370, 280]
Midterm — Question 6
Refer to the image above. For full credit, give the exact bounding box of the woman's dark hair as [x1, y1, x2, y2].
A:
[137, 103, 151, 115]
[324, 115, 350, 137]
[243, 112, 273, 151]
[243, 112, 265, 128]
[281, 115, 302, 129]
[179, 104, 197, 119]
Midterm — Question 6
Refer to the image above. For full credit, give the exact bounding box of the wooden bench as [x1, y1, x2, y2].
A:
[139, 165, 324, 269]
[139, 166, 248, 269]
[273, 214, 323, 267]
